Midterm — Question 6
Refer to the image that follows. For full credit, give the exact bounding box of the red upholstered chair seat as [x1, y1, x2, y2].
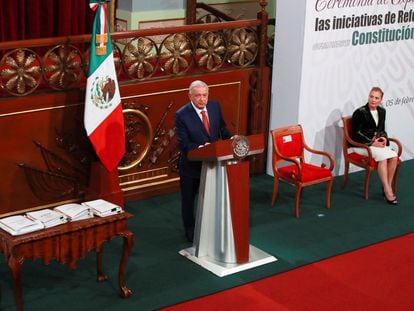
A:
[270, 125, 334, 218]
[278, 163, 332, 183]
[348, 152, 377, 168]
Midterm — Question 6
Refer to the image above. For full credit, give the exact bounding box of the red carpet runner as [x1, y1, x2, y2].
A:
[162, 233, 414, 310]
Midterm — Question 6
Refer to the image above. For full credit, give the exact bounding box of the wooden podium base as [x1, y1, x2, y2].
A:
[179, 245, 276, 277]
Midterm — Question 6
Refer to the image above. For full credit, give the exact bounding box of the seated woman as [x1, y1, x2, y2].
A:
[351, 86, 399, 205]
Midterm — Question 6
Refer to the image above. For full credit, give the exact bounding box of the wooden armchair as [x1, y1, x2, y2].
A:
[270, 125, 334, 218]
[341, 116, 402, 199]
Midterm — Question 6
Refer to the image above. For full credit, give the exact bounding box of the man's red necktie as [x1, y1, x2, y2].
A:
[201, 110, 211, 136]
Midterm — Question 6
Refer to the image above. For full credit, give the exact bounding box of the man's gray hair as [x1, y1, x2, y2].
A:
[189, 80, 208, 94]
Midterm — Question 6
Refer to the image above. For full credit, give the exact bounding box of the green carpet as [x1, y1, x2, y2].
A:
[1, 160, 413, 311]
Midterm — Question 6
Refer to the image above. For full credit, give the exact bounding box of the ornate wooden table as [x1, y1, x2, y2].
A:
[0, 212, 134, 311]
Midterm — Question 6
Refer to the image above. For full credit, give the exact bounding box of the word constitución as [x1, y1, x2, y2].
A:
[352, 25, 414, 45]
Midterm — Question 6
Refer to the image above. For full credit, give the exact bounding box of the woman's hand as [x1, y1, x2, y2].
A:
[371, 136, 386, 147]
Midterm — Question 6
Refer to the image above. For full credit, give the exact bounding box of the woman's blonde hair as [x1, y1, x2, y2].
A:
[370, 86, 384, 98]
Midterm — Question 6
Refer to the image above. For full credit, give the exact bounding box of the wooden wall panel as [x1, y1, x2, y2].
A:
[0, 91, 91, 216]
[0, 69, 255, 216]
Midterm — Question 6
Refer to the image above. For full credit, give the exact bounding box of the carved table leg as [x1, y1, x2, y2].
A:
[118, 231, 134, 298]
[96, 244, 108, 282]
[8, 255, 23, 311]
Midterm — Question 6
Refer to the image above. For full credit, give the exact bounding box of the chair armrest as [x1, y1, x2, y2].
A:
[303, 144, 335, 171]
[388, 137, 402, 157]
[343, 135, 374, 162]
[273, 152, 303, 180]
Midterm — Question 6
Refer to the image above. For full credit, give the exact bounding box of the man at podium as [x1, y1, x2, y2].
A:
[174, 80, 232, 242]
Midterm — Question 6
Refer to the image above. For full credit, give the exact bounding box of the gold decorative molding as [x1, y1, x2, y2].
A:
[121, 177, 180, 192]
[0, 103, 82, 118]
[119, 168, 170, 187]
[118, 108, 153, 170]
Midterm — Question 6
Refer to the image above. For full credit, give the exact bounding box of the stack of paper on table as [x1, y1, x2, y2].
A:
[26, 209, 68, 228]
[54, 203, 93, 221]
[0, 215, 44, 236]
[82, 199, 123, 217]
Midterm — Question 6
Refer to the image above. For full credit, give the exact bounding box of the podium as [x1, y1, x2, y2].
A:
[179, 134, 276, 277]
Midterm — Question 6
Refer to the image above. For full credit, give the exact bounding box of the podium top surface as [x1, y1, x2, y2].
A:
[188, 133, 264, 162]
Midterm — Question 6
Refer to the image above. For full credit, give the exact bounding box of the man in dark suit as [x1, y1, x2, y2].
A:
[174, 80, 232, 242]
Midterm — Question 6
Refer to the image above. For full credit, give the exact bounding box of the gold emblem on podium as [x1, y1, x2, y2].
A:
[232, 135, 250, 160]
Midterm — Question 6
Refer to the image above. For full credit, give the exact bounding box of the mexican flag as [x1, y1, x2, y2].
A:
[84, 0, 125, 172]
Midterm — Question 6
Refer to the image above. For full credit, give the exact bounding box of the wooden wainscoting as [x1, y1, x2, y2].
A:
[0, 68, 258, 216]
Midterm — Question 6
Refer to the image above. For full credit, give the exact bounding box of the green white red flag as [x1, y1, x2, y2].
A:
[84, 0, 125, 172]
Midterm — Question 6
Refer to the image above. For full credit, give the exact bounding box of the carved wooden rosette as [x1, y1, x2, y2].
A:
[0, 48, 42, 96]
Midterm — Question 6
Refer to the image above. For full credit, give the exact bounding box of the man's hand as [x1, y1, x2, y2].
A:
[198, 142, 210, 148]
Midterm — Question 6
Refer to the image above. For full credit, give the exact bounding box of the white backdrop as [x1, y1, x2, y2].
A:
[268, 0, 414, 176]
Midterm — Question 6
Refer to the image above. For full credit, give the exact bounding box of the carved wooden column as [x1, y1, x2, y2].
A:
[249, 0, 270, 173]
[186, 0, 197, 25]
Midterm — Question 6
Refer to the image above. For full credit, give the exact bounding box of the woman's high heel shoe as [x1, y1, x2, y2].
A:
[382, 188, 398, 205]
[384, 196, 398, 205]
